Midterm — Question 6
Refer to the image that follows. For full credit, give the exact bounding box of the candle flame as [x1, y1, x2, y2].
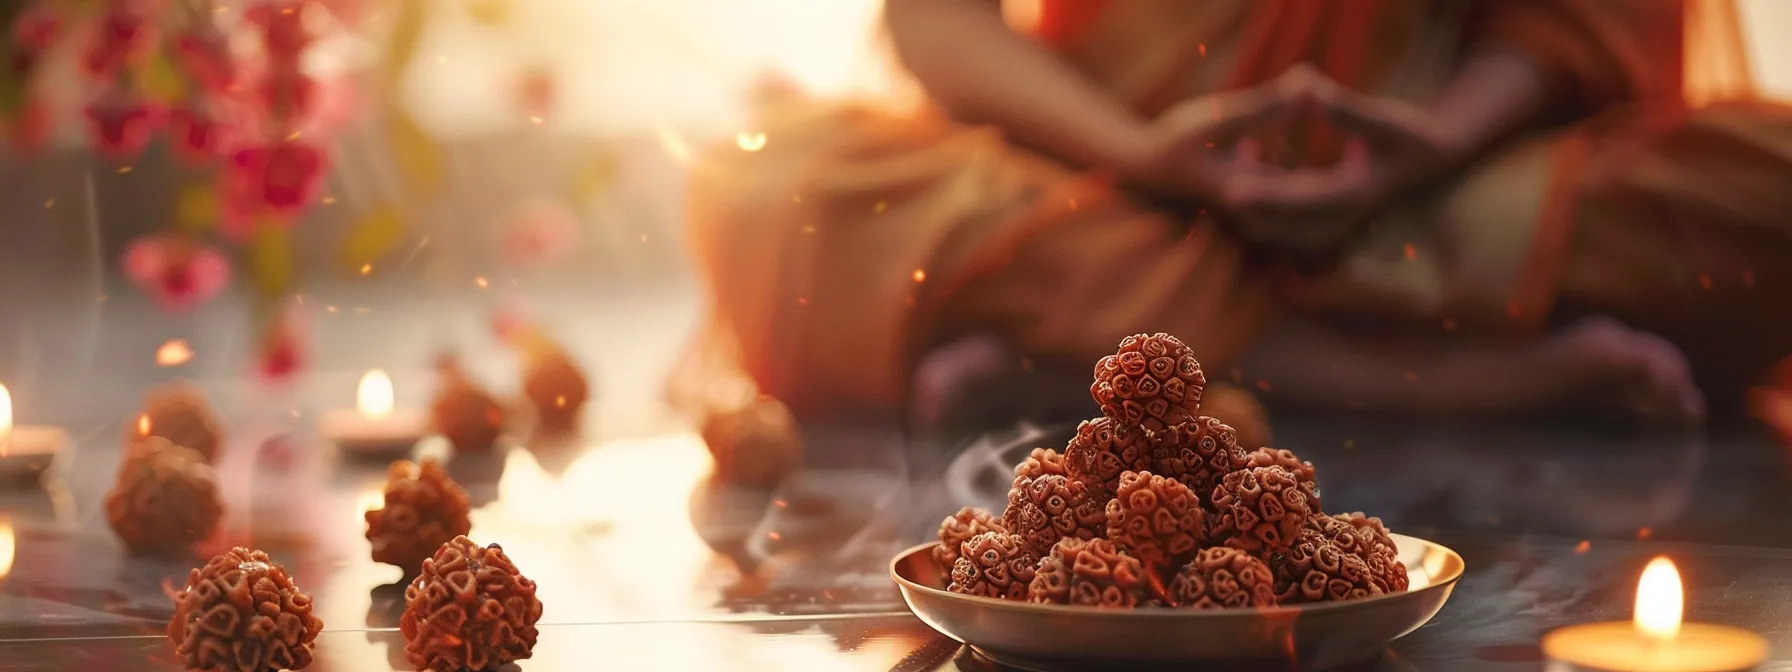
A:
[137, 413, 151, 437]
[0, 384, 11, 436]
[155, 339, 194, 367]
[0, 522, 13, 580]
[1635, 556, 1684, 640]
[358, 370, 395, 419]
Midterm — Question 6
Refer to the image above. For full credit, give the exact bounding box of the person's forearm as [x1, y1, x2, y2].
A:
[884, 0, 1153, 174]
[1427, 48, 1551, 164]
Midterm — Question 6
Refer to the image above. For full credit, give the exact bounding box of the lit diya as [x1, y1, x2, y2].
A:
[1543, 557, 1767, 672]
[0, 382, 67, 483]
[320, 370, 426, 461]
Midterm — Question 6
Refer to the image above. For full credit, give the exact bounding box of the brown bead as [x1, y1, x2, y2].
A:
[365, 459, 473, 575]
[166, 547, 324, 672]
[1147, 417, 1248, 508]
[1063, 416, 1151, 499]
[104, 437, 223, 556]
[400, 536, 543, 672]
[1104, 471, 1205, 569]
[1242, 447, 1322, 511]
[1272, 513, 1408, 604]
[430, 376, 506, 453]
[1012, 447, 1068, 482]
[1002, 474, 1106, 557]
[934, 506, 1006, 569]
[1208, 465, 1314, 556]
[947, 532, 1037, 601]
[137, 382, 224, 463]
[1026, 538, 1148, 608]
[1169, 547, 1277, 609]
[1089, 333, 1206, 433]
[699, 396, 803, 489]
[520, 340, 589, 434]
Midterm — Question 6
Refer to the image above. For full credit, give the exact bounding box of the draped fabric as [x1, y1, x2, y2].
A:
[667, 0, 1792, 419]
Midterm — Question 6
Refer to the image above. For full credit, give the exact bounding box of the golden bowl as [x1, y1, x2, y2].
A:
[891, 534, 1463, 671]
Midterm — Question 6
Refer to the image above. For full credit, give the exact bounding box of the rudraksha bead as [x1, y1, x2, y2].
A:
[699, 396, 804, 489]
[1026, 538, 1148, 608]
[1002, 474, 1106, 557]
[1208, 465, 1314, 556]
[520, 339, 589, 434]
[1272, 513, 1408, 604]
[947, 531, 1037, 600]
[1242, 447, 1322, 511]
[104, 437, 223, 556]
[365, 459, 473, 576]
[934, 506, 1006, 569]
[1168, 547, 1277, 609]
[1104, 471, 1205, 569]
[400, 536, 543, 672]
[1090, 333, 1206, 432]
[430, 376, 506, 453]
[1012, 447, 1069, 482]
[138, 381, 225, 463]
[1147, 416, 1247, 508]
[1062, 416, 1151, 499]
[166, 547, 324, 672]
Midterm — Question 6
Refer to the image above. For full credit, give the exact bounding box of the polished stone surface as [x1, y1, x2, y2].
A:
[1, 288, 1790, 670]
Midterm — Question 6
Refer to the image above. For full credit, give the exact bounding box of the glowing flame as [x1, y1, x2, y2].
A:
[0, 522, 13, 580]
[357, 370, 395, 419]
[0, 384, 12, 446]
[137, 413, 151, 437]
[155, 339, 194, 367]
[735, 132, 767, 152]
[1636, 556, 1684, 640]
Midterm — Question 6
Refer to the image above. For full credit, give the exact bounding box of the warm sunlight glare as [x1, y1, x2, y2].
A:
[357, 370, 395, 419]
[1635, 556, 1684, 640]
[0, 522, 14, 580]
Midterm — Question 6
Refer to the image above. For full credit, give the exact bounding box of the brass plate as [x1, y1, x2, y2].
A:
[891, 534, 1463, 670]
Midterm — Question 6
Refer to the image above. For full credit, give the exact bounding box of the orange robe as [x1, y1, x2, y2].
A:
[672, 0, 1792, 418]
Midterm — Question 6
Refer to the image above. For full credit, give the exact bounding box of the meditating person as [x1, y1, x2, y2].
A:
[670, 0, 1792, 427]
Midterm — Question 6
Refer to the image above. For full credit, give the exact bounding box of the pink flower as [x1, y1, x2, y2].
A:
[171, 30, 239, 94]
[218, 139, 328, 237]
[84, 95, 163, 160]
[169, 105, 235, 165]
[258, 65, 317, 121]
[82, 6, 158, 79]
[500, 199, 580, 268]
[10, 5, 63, 53]
[247, 1, 316, 65]
[257, 313, 307, 384]
[122, 233, 232, 312]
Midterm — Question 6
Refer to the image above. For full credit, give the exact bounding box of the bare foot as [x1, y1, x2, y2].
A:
[1548, 316, 1707, 423]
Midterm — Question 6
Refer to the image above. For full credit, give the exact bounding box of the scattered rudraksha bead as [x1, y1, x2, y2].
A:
[1026, 538, 1148, 608]
[520, 339, 589, 434]
[1104, 471, 1205, 569]
[699, 396, 804, 489]
[138, 381, 225, 463]
[166, 547, 324, 672]
[1090, 333, 1206, 432]
[430, 369, 506, 454]
[947, 532, 1037, 600]
[934, 506, 1006, 569]
[104, 437, 223, 556]
[1012, 447, 1068, 482]
[400, 536, 543, 672]
[1208, 465, 1314, 556]
[1063, 416, 1152, 499]
[1197, 383, 1272, 450]
[365, 459, 473, 576]
[1002, 473, 1107, 557]
[1168, 547, 1277, 609]
[1242, 447, 1322, 511]
[1147, 416, 1247, 507]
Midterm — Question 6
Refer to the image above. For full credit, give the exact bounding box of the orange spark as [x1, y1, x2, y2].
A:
[912, 269, 926, 283]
